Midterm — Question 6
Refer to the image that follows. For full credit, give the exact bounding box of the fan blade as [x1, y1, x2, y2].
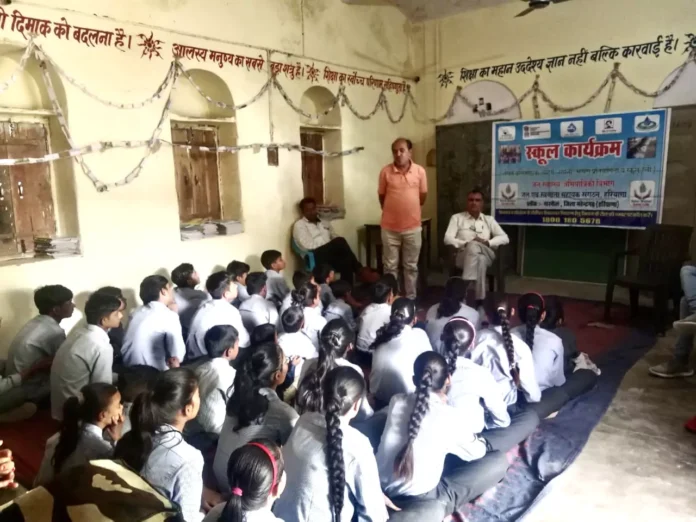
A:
[515, 7, 536, 16]
[553, 0, 572, 3]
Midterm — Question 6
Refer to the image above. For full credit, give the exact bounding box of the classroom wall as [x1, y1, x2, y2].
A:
[0, 0, 429, 353]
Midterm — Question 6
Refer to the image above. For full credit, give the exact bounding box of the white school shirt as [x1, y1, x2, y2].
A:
[187, 299, 250, 358]
[376, 392, 487, 498]
[265, 270, 291, 306]
[370, 326, 432, 405]
[235, 282, 251, 303]
[278, 331, 318, 360]
[193, 357, 236, 434]
[355, 303, 391, 353]
[292, 216, 335, 251]
[470, 327, 541, 405]
[141, 426, 204, 522]
[448, 357, 510, 433]
[174, 287, 210, 335]
[240, 294, 279, 332]
[214, 388, 299, 491]
[424, 302, 481, 354]
[273, 412, 388, 522]
[121, 302, 186, 371]
[6, 315, 66, 374]
[279, 296, 323, 333]
[511, 325, 566, 391]
[50, 325, 114, 420]
[204, 504, 283, 522]
[324, 299, 356, 331]
[443, 212, 510, 249]
[301, 306, 327, 351]
[319, 283, 336, 309]
[35, 423, 114, 487]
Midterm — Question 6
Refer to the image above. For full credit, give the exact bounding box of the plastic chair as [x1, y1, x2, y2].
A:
[292, 238, 316, 271]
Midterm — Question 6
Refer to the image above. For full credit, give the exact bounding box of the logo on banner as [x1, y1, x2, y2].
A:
[630, 181, 655, 207]
[522, 123, 551, 140]
[560, 121, 584, 137]
[595, 118, 622, 135]
[498, 126, 516, 142]
[634, 115, 660, 133]
[498, 183, 518, 206]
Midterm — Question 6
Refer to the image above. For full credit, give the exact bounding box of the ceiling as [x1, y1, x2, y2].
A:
[341, 0, 518, 21]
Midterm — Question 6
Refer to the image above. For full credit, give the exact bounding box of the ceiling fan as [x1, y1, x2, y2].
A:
[516, 0, 572, 17]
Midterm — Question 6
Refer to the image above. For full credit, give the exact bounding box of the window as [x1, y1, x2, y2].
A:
[300, 129, 324, 203]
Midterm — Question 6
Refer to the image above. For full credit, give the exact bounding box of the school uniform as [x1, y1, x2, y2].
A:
[424, 303, 481, 354]
[204, 504, 282, 522]
[370, 326, 432, 406]
[141, 426, 204, 522]
[273, 412, 388, 522]
[235, 282, 251, 304]
[35, 423, 114, 486]
[319, 283, 336, 309]
[265, 270, 290, 307]
[6, 315, 65, 374]
[301, 307, 327, 351]
[121, 302, 186, 371]
[50, 325, 114, 421]
[187, 299, 250, 359]
[192, 358, 236, 434]
[278, 331, 318, 360]
[356, 303, 392, 353]
[511, 325, 566, 391]
[278, 295, 323, 334]
[174, 287, 210, 339]
[239, 294, 279, 333]
[323, 298, 356, 331]
[214, 388, 298, 492]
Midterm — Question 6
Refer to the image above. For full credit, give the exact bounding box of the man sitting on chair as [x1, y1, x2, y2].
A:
[444, 188, 509, 303]
[292, 197, 377, 284]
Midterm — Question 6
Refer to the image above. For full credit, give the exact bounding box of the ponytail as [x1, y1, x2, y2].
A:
[437, 278, 469, 319]
[291, 282, 318, 309]
[497, 307, 520, 387]
[371, 297, 415, 350]
[440, 318, 476, 376]
[517, 293, 545, 353]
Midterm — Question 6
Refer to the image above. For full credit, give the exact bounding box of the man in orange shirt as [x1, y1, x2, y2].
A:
[378, 138, 427, 299]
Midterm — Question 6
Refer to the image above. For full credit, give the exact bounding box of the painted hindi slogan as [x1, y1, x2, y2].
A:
[491, 109, 669, 229]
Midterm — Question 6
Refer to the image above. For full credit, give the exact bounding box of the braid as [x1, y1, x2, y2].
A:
[370, 318, 407, 350]
[325, 399, 345, 522]
[525, 307, 538, 351]
[497, 308, 520, 387]
[394, 369, 433, 481]
[445, 344, 458, 377]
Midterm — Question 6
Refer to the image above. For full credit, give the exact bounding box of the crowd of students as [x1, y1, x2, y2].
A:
[0, 253, 600, 522]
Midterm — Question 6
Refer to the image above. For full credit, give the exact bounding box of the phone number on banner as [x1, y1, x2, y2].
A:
[496, 209, 655, 228]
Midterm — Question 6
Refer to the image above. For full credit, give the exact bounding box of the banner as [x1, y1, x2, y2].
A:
[492, 109, 670, 229]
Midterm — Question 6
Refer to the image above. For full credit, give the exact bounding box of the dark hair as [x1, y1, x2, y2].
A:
[296, 319, 355, 414]
[246, 272, 268, 296]
[220, 440, 285, 522]
[260, 250, 282, 270]
[117, 365, 160, 404]
[394, 352, 449, 482]
[292, 270, 313, 290]
[139, 275, 169, 305]
[251, 324, 276, 347]
[371, 298, 416, 350]
[540, 295, 563, 330]
[299, 197, 316, 212]
[114, 368, 199, 471]
[484, 293, 520, 386]
[517, 293, 545, 352]
[372, 275, 398, 305]
[54, 383, 119, 473]
[441, 319, 476, 375]
[437, 278, 469, 319]
[85, 292, 122, 326]
[291, 282, 319, 308]
[323, 367, 365, 522]
[226, 344, 283, 431]
[313, 264, 334, 285]
[207, 272, 233, 300]
[205, 325, 240, 359]
[227, 261, 251, 281]
[95, 286, 125, 303]
[34, 285, 73, 314]
[468, 187, 485, 199]
[330, 280, 352, 300]
[171, 263, 196, 288]
[392, 137, 413, 150]
[281, 307, 304, 334]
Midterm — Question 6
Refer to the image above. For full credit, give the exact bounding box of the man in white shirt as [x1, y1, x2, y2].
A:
[293, 197, 377, 284]
[121, 275, 186, 371]
[239, 272, 279, 332]
[444, 188, 509, 301]
[50, 292, 123, 420]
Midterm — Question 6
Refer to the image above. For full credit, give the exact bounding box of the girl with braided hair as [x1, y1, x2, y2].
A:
[425, 277, 480, 353]
[370, 298, 432, 408]
[213, 343, 298, 492]
[274, 367, 388, 522]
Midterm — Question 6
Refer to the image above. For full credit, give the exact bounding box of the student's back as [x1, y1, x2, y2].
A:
[7, 316, 66, 375]
[174, 287, 209, 336]
[356, 303, 391, 352]
[511, 324, 565, 391]
[425, 302, 480, 353]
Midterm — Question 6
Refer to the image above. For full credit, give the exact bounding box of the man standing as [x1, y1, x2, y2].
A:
[444, 188, 509, 302]
[378, 138, 427, 299]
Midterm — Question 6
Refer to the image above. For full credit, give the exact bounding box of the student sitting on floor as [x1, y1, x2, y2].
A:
[204, 440, 286, 522]
[290, 282, 327, 351]
[313, 264, 336, 309]
[227, 260, 251, 307]
[278, 307, 318, 363]
[356, 276, 398, 354]
[425, 277, 480, 354]
[94, 286, 128, 365]
[51, 292, 123, 420]
[274, 366, 389, 522]
[188, 272, 250, 360]
[261, 250, 290, 308]
[121, 275, 186, 371]
[442, 319, 539, 453]
[323, 279, 357, 331]
[36, 382, 124, 486]
[0, 357, 53, 423]
[115, 368, 204, 522]
[172, 263, 210, 341]
[370, 298, 432, 409]
[239, 272, 279, 333]
[213, 343, 298, 492]
[251, 324, 278, 347]
[541, 295, 579, 373]
[471, 294, 541, 408]
[279, 271, 319, 331]
[376, 352, 508, 522]
[117, 364, 159, 436]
